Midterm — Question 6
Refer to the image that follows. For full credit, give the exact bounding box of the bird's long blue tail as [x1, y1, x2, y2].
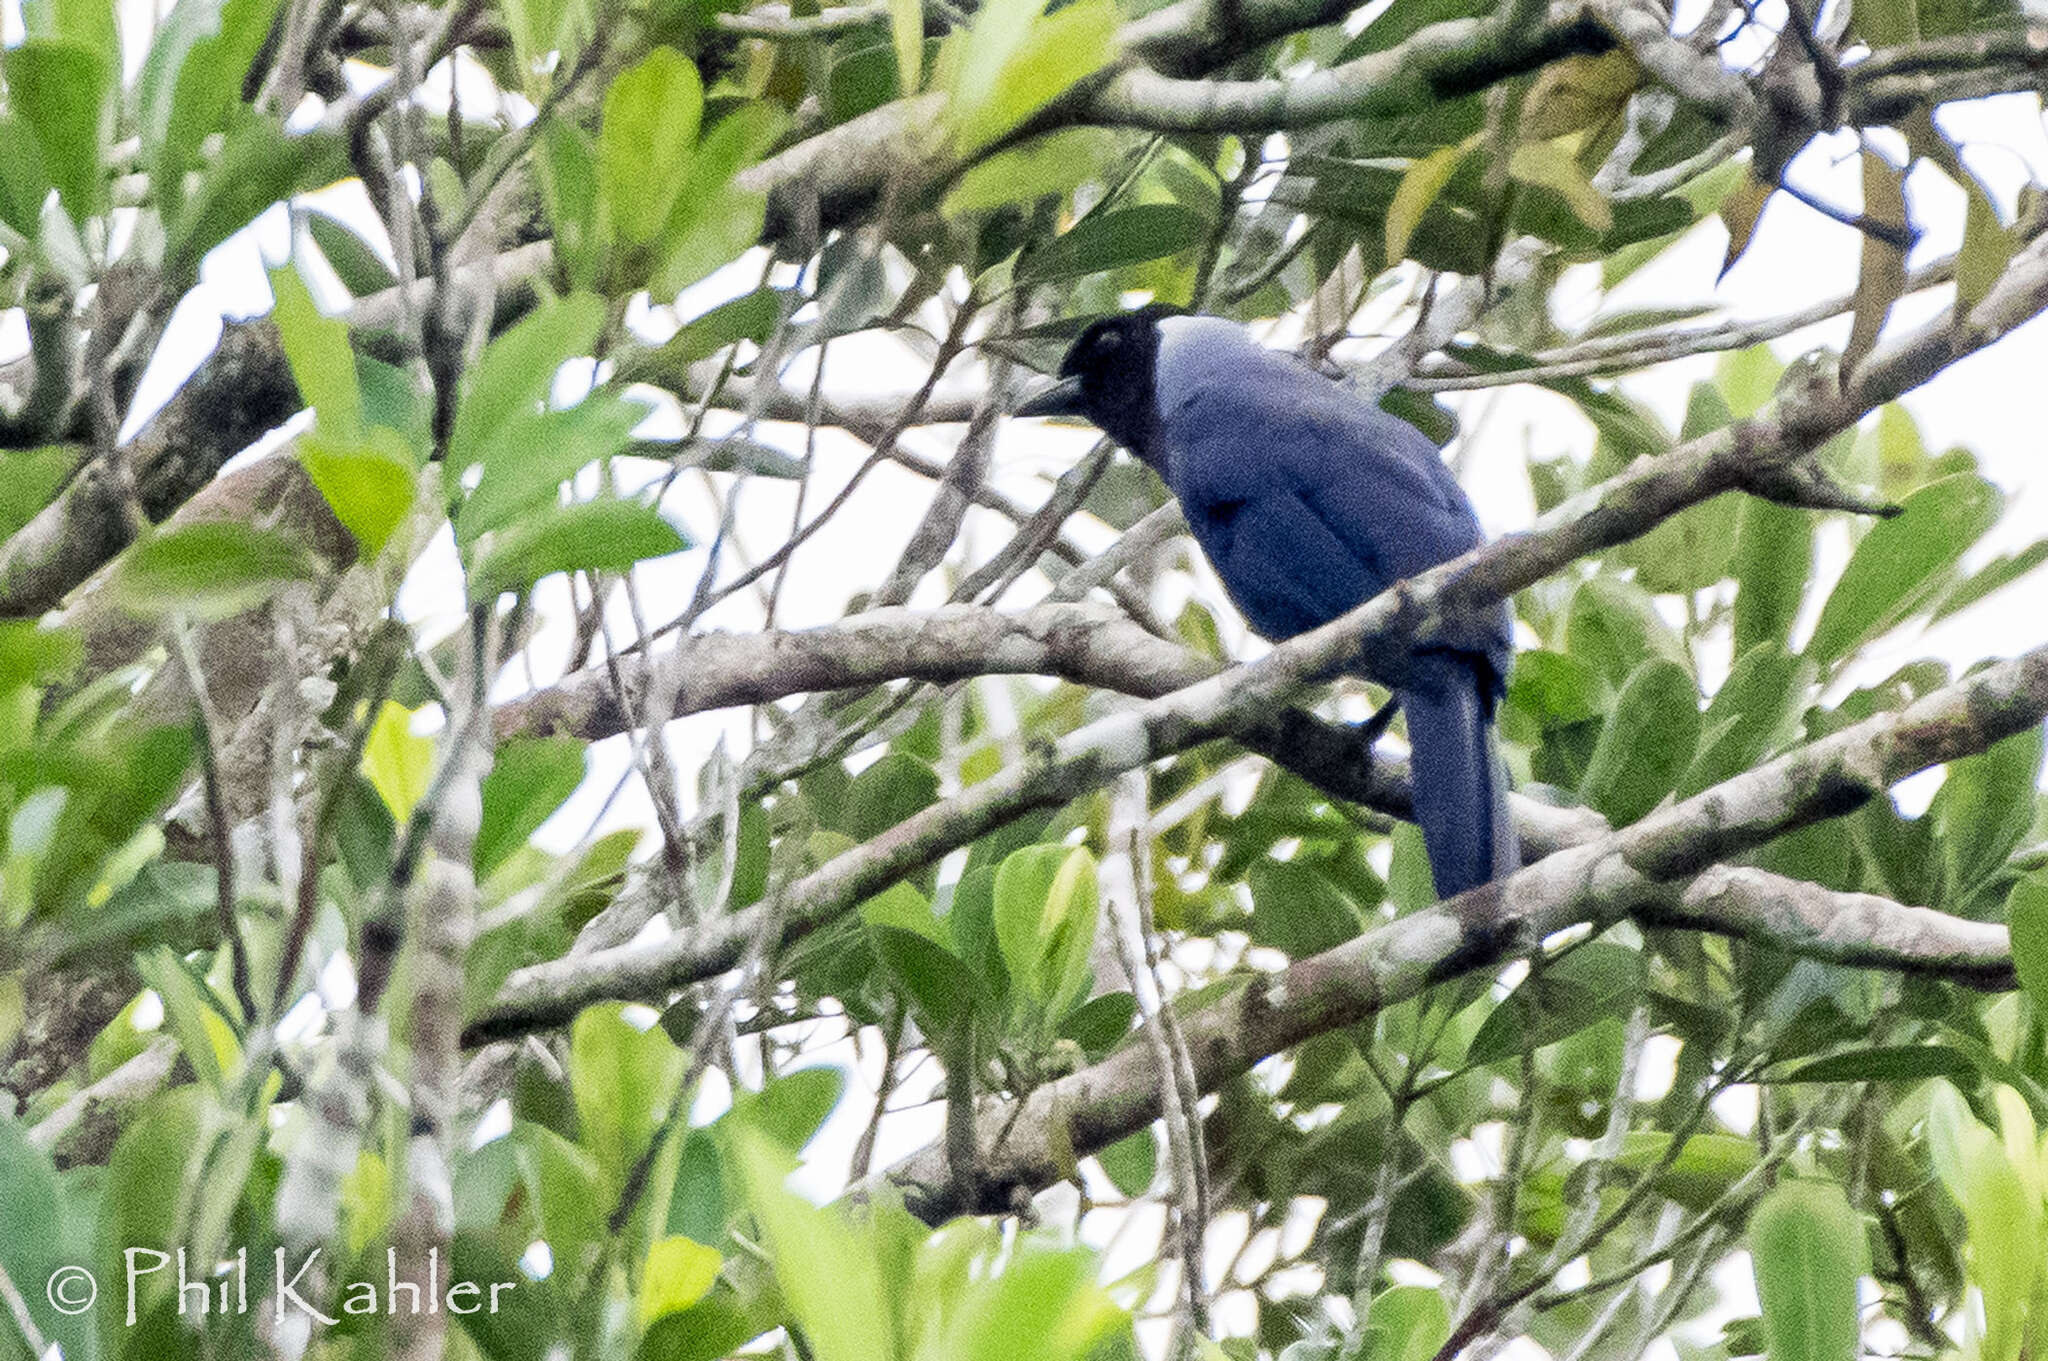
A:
[1399, 652, 1517, 899]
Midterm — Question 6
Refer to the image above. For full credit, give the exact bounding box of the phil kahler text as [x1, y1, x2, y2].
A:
[124, 1247, 520, 1325]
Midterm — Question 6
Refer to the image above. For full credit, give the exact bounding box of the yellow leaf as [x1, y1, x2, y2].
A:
[1386, 140, 1475, 265]
[1507, 139, 1612, 234]
[1520, 50, 1639, 141]
[0, 976, 23, 1057]
[890, 0, 922, 95]
[1958, 176, 2016, 315]
[1718, 169, 1773, 280]
[361, 701, 432, 822]
[638, 1235, 723, 1328]
[341, 1151, 391, 1257]
[1843, 151, 1907, 378]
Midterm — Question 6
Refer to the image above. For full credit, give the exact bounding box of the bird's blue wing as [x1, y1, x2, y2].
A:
[1161, 357, 1505, 666]
[1182, 486, 1387, 641]
[1152, 332, 1517, 898]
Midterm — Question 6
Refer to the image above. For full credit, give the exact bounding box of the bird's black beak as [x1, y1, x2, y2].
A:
[1014, 376, 1088, 419]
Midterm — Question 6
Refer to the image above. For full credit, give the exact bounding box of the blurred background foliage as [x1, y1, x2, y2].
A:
[2, 0, 2048, 1357]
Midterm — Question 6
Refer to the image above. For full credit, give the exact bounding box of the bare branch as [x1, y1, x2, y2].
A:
[873, 642, 2047, 1219]
[467, 213, 2048, 1036]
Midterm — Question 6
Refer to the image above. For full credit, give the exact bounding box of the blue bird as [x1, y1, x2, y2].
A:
[1017, 309, 1517, 899]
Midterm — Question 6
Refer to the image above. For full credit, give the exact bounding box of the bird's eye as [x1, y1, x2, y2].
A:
[1095, 330, 1122, 353]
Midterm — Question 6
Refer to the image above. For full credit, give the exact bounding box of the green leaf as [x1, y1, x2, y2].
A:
[270, 264, 362, 440]
[1098, 1129, 1156, 1197]
[1246, 857, 1368, 956]
[1933, 537, 2048, 622]
[2007, 874, 2048, 1015]
[1465, 942, 1645, 1066]
[165, 120, 347, 283]
[1564, 576, 1688, 688]
[101, 1088, 203, 1348]
[449, 292, 608, 476]
[654, 183, 768, 300]
[4, 40, 109, 223]
[1749, 1179, 1865, 1361]
[304, 209, 397, 296]
[729, 1127, 896, 1361]
[942, 128, 1127, 218]
[600, 48, 704, 247]
[1769, 1044, 1977, 1085]
[1679, 643, 1810, 797]
[1805, 472, 2002, 667]
[651, 103, 787, 301]
[0, 114, 53, 237]
[1732, 499, 1812, 655]
[865, 878, 946, 945]
[1718, 170, 1773, 279]
[1848, 0, 1917, 45]
[1059, 990, 1135, 1055]
[298, 432, 418, 558]
[570, 1003, 685, 1193]
[136, 944, 240, 1079]
[623, 288, 784, 387]
[477, 736, 586, 878]
[993, 844, 1099, 1022]
[501, 0, 580, 83]
[0, 1118, 95, 1361]
[1616, 1130, 1759, 1210]
[1506, 139, 1611, 234]
[746, 1066, 848, 1154]
[638, 1293, 766, 1361]
[945, 1244, 1122, 1361]
[1927, 1082, 2037, 1361]
[541, 118, 603, 287]
[1023, 204, 1207, 281]
[456, 389, 651, 539]
[1617, 384, 1739, 592]
[871, 923, 978, 1033]
[23, 0, 117, 78]
[142, 0, 283, 198]
[1386, 141, 1474, 264]
[1361, 1285, 1450, 1361]
[943, 0, 1118, 156]
[1718, 343, 1785, 418]
[0, 443, 82, 543]
[1930, 725, 2044, 898]
[0, 619, 80, 692]
[470, 499, 689, 598]
[1578, 658, 1699, 824]
[844, 751, 941, 842]
[513, 1120, 608, 1282]
[112, 520, 318, 618]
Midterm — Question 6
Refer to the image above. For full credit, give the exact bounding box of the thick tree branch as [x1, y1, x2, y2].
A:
[875, 644, 2048, 1219]
[493, 601, 1210, 741]
[0, 243, 548, 621]
[1084, 10, 1616, 131]
[738, 2, 1616, 234]
[467, 226, 2048, 1041]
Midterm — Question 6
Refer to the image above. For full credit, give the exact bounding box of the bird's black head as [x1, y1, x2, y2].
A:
[1014, 307, 1170, 464]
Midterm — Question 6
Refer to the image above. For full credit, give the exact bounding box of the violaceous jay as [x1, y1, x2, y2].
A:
[1016, 309, 1517, 899]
